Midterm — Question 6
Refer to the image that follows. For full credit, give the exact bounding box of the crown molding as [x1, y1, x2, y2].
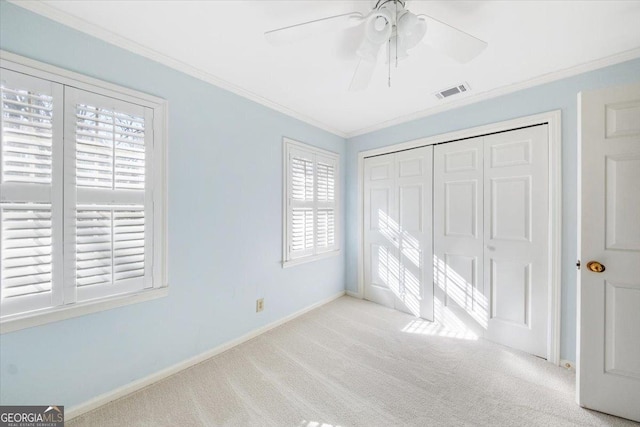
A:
[8, 0, 348, 139]
[345, 46, 640, 138]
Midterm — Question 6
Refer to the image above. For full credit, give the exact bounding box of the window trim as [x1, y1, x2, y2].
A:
[0, 50, 168, 334]
[282, 138, 340, 268]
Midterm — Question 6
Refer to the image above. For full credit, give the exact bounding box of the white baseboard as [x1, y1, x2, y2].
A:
[346, 290, 362, 299]
[66, 290, 346, 421]
[560, 359, 575, 371]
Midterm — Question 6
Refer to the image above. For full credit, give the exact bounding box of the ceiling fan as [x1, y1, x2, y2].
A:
[264, 0, 487, 91]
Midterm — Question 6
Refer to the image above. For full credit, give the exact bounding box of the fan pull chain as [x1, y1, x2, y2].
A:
[395, 32, 398, 68]
[395, 0, 399, 68]
[388, 38, 391, 87]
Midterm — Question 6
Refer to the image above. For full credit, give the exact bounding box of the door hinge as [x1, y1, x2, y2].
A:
[576, 260, 581, 270]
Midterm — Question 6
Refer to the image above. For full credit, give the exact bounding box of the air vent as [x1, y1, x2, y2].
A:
[435, 83, 470, 100]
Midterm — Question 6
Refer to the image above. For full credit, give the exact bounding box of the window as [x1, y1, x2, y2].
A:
[283, 138, 339, 266]
[0, 53, 167, 332]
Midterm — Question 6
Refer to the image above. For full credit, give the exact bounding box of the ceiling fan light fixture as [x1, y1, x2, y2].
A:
[397, 11, 418, 37]
[402, 14, 428, 50]
[356, 9, 393, 62]
[374, 16, 387, 32]
[367, 10, 393, 42]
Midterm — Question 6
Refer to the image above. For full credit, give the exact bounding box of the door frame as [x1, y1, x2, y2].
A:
[354, 110, 562, 365]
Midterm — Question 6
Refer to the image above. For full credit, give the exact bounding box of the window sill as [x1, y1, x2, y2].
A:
[0, 287, 168, 334]
[282, 250, 341, 268]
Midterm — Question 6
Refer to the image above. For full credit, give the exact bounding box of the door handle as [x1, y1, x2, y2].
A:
[586, 261, 605, 273]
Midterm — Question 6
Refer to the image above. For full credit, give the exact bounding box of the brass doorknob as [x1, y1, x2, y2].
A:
[586, 261, 605, 273]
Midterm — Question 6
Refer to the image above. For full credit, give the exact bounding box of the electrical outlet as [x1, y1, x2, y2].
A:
[256, 298, 264, 313]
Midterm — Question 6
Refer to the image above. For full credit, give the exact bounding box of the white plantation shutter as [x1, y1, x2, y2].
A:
[316, 209, 335, 249]
[316, 161, 335, 202]
[74, 103, 146, 190]
[315, 155, 337, 253]
[291, 208, 314, 253]
[2, 88, 54, 184]
[288, 149, 314, 259]
[75, 207, 112, 287]
[285, 141, 339, 263]
[65, 88, 153, 302]
[0, 70, 64, 316]
[74, 205, 146, 295]
[0, 56, 166, 329]
[113, 208, 146, 280]
[1, 206, 53, 297]
[1, 204, 57, 315]
[291, 156, 314, 201]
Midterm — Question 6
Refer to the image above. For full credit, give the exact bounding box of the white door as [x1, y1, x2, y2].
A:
[364, 153, 398, 311]
[433, 126, 549, 357]
[363, 146, 433, 319]
[396, 148, 434, 320]
[483, 126, 549, 358]
[433, 137, 486, 337]
[578, 82, 640, 422]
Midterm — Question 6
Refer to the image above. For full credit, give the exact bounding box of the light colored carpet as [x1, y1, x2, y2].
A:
[69, 296, 637, 427]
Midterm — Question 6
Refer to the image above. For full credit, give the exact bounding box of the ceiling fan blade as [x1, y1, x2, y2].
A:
[265, 12, 364, 45]
[349, 59, 376, 92]
[418, 14, 487, 63]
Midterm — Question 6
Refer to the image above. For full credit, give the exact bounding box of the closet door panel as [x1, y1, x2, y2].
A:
[434, 138, 486, 334]
[396, 146, 433, 320]
[484, 125, 549, 358]
[364, 146, 433, 320]
[364, 154, 398, 310]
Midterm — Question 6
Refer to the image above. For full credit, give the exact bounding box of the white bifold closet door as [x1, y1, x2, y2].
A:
[434, 125, 549, 357]
[433, 136, 486, 336]
[364, 146, 434, 320]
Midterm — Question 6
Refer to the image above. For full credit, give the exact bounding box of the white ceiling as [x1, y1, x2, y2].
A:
[16, 1, 640, 137]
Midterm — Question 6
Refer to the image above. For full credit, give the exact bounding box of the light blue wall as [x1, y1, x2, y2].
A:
[346, 57, 640, 363]
[0, 2, 346, 408]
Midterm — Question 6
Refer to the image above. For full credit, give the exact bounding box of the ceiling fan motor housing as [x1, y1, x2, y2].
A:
[373, 0, 406, 10]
